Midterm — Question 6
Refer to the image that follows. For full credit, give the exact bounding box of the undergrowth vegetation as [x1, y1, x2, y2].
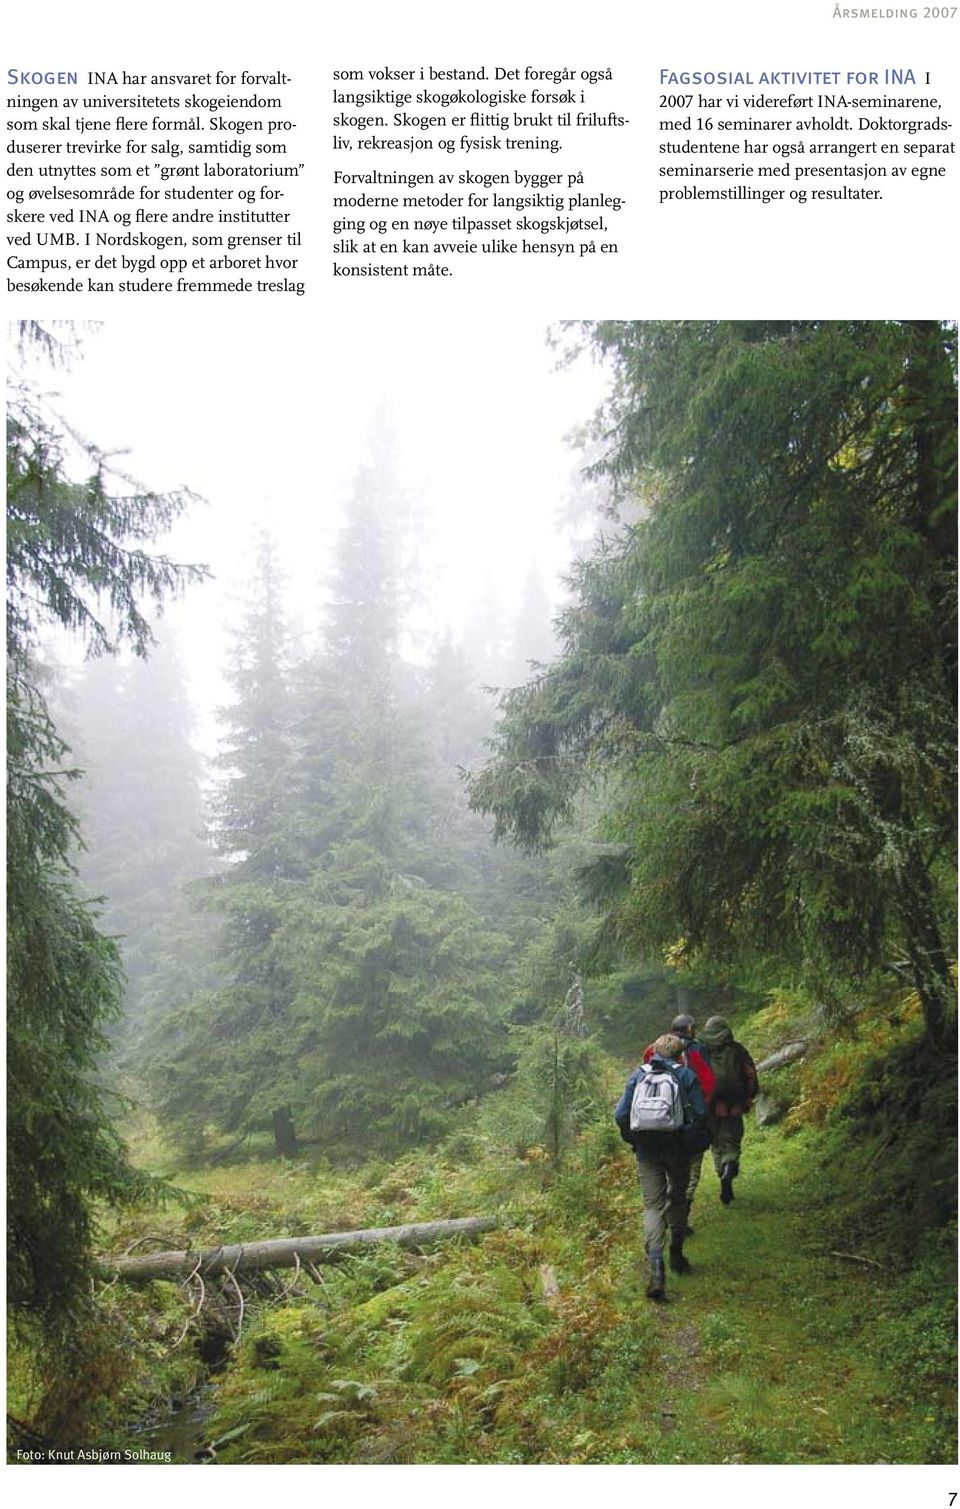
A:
[9, 987, 956, 1465]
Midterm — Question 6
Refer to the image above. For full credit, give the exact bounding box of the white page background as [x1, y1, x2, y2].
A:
[2, 2, 957, 1504]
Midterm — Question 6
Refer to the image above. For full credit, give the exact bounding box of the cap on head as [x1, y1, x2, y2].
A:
[653, 1033, 684, 1060]
[671, 1014, 695, 1039]
[701, 1015, 733, 1048]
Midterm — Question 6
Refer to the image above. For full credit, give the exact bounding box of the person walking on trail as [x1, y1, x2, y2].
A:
[615, 1033, 710, 1302]
[699, 1015, 759, 1206]
[643, 1014, 714, 1236]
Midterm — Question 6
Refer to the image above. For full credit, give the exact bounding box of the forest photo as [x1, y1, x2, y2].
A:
[6, 319, 957, 1468]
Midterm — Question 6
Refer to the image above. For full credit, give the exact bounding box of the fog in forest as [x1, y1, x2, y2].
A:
[32, 314, 610, 750]
[20, 315, 617, 1108]
[10, 319, 954, 1469]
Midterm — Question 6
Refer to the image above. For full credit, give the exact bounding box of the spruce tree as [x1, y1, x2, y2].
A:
[146, 533, 301, 1151]
[471, 321, 957, 1042]
[283, 435, 510, 1149]
[7, 327, 205, 1330]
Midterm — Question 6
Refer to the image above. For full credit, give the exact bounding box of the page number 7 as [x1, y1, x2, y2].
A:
[949, 1495, 957, 1505]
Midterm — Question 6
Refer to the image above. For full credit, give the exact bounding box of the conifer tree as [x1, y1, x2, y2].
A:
[7, 327, 205, 1329]
[146, 533, 301, 1151]
[472, 321, 957, 1042]
[282, 434, 511, 1148]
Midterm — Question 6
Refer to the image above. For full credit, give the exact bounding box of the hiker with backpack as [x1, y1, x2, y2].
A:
[642, 1014, 714, 1235]
[699, 1015, 759, 1206]
[614, 1033, 710, 1302]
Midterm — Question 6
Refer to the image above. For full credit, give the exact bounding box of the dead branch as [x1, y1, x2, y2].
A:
[171, 1266, 206, 1352]
[221, 1264, 246, 1344]
[124, 1233, 190, 1255]
[826, 1250, 887, 1271]
[270, 1250, 302, 1306]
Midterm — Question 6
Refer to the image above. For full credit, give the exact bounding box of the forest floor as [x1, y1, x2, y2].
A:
[10, 986, 955, 1468]
[78, 1099, 954, 1467]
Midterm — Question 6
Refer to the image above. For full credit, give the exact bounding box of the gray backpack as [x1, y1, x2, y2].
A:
[629, 1062, 685, 1133]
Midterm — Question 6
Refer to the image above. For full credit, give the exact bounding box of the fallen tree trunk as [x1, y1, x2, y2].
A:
[100, 1216, 498, 1284]
[756, 1040, 808, 1074]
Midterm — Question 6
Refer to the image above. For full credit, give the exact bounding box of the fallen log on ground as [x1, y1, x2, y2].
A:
[100, 1216, 498, 1284]
[756, 1040, 808, 1074]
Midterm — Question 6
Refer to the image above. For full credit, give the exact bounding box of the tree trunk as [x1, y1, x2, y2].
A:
[898, 324, 956, 1047]
[901, 855, 955, 1048]
[904, 319, 956, 559]
[755, 1040, 808, 1074]
[272, 1105, 297, 1158]
[904, 911, 954, 1049]
[100, 1216, 498, 1284]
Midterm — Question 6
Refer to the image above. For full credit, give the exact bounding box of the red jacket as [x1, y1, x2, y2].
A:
[643, 1040, 715, 1103]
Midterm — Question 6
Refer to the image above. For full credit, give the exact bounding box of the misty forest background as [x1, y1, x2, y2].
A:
[7, 319, 957, 1466]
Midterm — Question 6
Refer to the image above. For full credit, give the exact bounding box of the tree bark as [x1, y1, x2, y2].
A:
[100, 1216, 498, 1284]
[272, 1105, 297, 1158]
[898, 322, 957, 1049]
[900, 853, 955, 1048]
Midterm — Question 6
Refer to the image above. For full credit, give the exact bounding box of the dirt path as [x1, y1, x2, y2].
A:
[656, 1320, 702, 1434]
[607, 1124, 952, 1464]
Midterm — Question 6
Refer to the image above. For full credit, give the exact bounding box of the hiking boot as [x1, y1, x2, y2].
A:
[719, 1162, 735, 1204]
[669, 1234, 692, 1275]
[646, 1246, 666, 1302]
